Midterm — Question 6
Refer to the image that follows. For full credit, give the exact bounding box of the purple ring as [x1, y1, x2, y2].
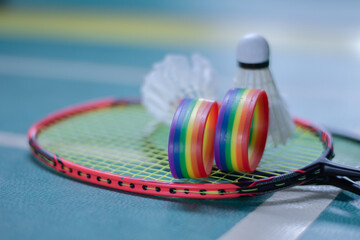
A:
[168, 99, 187, 178]
[214, 88, 235, 170]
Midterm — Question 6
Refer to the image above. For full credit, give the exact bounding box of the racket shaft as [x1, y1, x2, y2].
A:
[328, 176, 360, 195]
[322, 159, 360, 180]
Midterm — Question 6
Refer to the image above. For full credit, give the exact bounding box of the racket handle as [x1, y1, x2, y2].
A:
[327, 176, 360, 195]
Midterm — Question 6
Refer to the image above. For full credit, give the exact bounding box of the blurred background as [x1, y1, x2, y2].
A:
[1, 2, 360, 240]
[1, 0, 360, 133]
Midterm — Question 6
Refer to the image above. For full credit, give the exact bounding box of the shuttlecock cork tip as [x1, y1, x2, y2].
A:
[237, 33, 270, 69]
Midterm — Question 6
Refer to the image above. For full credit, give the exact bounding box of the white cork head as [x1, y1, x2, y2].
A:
[236, 33, 270, 65]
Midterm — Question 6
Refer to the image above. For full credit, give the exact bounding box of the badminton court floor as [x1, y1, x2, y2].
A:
[1, 3, 360, 239]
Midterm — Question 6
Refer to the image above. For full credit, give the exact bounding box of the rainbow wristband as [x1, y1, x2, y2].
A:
[214, 88, 269, 172]
[168, 98, 219, 179]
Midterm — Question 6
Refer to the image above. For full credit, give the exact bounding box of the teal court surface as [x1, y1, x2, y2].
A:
[1, 1, 360, 239]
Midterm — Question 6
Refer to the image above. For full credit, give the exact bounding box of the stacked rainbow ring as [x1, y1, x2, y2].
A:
[214, 88, 269, 172]
[168, 98, 219, 179]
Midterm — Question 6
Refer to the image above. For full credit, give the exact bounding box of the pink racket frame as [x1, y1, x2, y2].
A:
[28, 98, 332, 199]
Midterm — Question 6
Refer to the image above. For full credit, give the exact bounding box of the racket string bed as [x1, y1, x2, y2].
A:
[258, 128, 321, 172]
[36, 104, 322, 184]
[29, 99, 360, 198]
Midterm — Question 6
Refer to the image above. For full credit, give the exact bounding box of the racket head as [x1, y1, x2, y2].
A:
[28, 98, 333, 199]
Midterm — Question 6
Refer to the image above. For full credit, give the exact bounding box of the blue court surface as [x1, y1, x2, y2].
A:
[1, 1, 360, 239]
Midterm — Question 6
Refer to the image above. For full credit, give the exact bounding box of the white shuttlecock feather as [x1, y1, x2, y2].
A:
[234, 33, 294, 146]
[141, 54, 217, 125]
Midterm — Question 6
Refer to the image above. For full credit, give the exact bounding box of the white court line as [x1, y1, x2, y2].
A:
[0, 132, 28, 149]
[0, 55, 147, 85]
[219, 186, 340, 240]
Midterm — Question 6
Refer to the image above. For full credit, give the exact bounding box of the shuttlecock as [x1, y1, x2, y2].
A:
[141, 54, 217, 125]
[234, 33, 294, 146]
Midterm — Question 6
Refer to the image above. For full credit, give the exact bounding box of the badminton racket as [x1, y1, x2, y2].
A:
[28, 98, 360, 199]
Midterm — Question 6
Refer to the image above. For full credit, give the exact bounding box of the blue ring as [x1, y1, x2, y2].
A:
[219, 89, 238, 170]
[172, 98, 192, 178]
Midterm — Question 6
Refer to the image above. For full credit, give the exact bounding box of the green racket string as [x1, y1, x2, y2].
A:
[37, 104, 324, 184]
